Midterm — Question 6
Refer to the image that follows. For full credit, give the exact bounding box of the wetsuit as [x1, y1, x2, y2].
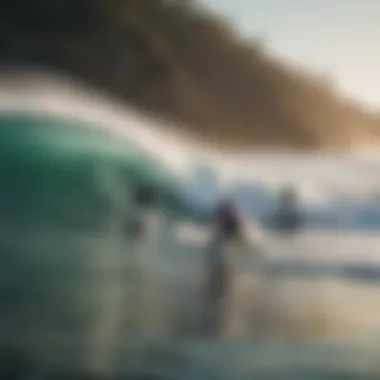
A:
[276, 187, 300, 233]
[203, 201, 241, 336]
[215, 201, 241, 240]
[125, 184, 156, 237]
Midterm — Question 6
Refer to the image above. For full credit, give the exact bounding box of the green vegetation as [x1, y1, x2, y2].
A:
[0, 0, 379, 149]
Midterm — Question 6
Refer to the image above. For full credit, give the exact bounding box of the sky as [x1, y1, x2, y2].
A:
[199, 0, 380, 110]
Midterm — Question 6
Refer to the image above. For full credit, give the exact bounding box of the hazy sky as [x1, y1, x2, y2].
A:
[200, 0, 380, 110]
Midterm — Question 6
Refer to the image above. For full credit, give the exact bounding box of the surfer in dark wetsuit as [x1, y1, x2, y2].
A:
[276, 185, 300, 234]
[125, 184, 156, 238]
[203, 198, 242, 336]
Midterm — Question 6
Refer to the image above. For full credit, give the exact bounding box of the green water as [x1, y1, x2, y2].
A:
[0, 112, 176, 233]
[0, 112, 177, 371]
[2, 113, 380, 378]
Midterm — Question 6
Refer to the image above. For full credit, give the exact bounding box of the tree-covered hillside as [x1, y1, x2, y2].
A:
[0, 0, 378, 149]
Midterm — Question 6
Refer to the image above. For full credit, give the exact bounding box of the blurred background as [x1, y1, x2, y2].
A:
[1, 0, 380, 379]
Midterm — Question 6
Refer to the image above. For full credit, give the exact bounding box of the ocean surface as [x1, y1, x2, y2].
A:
[2, 70, 380, 378]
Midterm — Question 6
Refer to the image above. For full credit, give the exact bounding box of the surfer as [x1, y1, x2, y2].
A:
[275, 185, 301, 234]
[215, 199, 241, 241]
[203, 198, 242, 336]
[125, 184, 156, 238]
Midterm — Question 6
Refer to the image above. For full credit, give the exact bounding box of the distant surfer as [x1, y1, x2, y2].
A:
[275, 185, 301, 234]
[203, 198, 242, 336]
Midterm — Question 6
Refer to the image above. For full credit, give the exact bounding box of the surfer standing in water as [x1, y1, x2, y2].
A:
[203, 198, 242, 336]
[125, 184, 156, 238]
[276, 185, 301, 234]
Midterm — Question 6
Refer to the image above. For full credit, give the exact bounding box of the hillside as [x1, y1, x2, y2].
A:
[0, 0, 379, 150]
